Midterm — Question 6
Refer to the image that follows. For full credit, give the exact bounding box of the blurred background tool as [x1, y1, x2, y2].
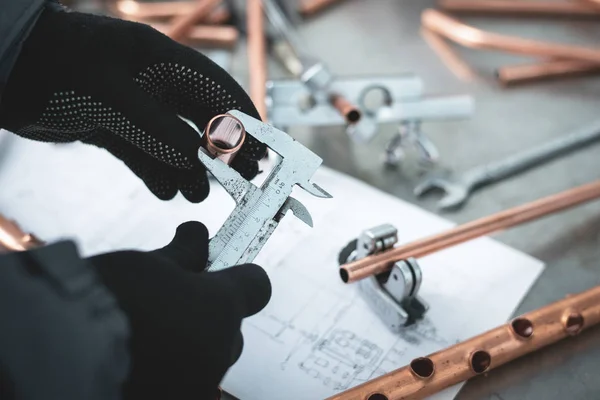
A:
[264, 0, 474, 167]
[0, 213, 43, 253]
[423, 2, 600, 85]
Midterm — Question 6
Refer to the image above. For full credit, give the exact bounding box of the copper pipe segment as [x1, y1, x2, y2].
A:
[0, 214, 44, 252]
[329, 94, 361, 124]
[298, 0, 347, 16]
[167, 0, 222, 42]
[110, 0, 229, 24]
[497, 60, 600, 85]
[438, 0, 600, 17]
[421, 9, 600, 63]
[340, 180, 600, 283]
[247, 0, 268, 120]
[327, 284, 600, 400]
[151, 22, 238, 48]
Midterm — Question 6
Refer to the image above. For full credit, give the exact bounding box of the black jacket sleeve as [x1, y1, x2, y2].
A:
[0, 241, 130, 400]
[0, 0, 63, 102]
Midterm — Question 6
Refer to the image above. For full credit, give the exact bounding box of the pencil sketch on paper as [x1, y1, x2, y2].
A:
[298, 329, 383, 391]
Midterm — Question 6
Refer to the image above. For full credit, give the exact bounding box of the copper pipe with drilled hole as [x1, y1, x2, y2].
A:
[0, 214, 43, 252]
[340, 180, 600, 283]
[167, 0, 222, 42]
[151, 22, 238, 48]
[109, 0, 230, 24]
[497, 60, 600, 85]
[329, 94, 361, 124]
[298, 0, 346, 16]
[438, 0, 600, 17]
[421, 9, 600, 63]
[247, 0, 268, 120]
[327, 284, 600, 400]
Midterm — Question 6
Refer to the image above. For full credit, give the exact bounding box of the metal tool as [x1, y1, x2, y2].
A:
[196, 110, 332, 271]
[264, 0, 474, 166]
[415, 121, 600, 210]
[341, 179, 600, 284]
[327, 283, 600, 400]
[338, 224, 428, 332]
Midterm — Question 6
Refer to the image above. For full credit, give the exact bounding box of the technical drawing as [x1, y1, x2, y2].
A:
[298, 329, 383, 390]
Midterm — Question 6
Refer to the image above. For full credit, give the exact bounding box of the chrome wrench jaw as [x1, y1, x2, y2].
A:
[198, 110, 331, 271]
[413, 176, 471, 211]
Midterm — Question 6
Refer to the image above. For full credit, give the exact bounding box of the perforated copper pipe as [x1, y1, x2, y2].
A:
[340, 180, 600, 283]
[109, 0, 229, 24]
[421, 9, 600, 63]
[497, 60, 600, 86]
[0, 214, 43, 252]
[167, 0, 222, 42]
[247, 0, 268, 120]
[327, 284, 600, 400]
[298, 0, 346, 16]
[438, 0, 600, 17]
[151, 22, 238, 48]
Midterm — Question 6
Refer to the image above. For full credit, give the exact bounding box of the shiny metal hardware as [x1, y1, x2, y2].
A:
[342, 224, 429, 332]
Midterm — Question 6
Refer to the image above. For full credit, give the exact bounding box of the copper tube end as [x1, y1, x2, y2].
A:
[201, 114, 246, 165]
[497, 60, 600, 86]
[329, 94, 361, 124]
[298, 0, 346, 16]
[0, 214, 44, 252]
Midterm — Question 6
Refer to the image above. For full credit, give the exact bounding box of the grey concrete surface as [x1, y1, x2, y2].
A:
[36, 0, 600, 398]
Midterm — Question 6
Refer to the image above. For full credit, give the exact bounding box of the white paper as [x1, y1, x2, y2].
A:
[0, 134, 544, 400]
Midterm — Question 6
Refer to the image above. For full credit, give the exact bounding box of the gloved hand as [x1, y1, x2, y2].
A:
[0, 4, 266, 203]
[88, 221, 271, 399]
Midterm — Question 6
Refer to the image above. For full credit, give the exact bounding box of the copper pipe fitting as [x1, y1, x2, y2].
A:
[151, 22, 238, 48]
[327, 284, 600, 400]
[0, 214, 44, 252]
[109, 0, 229, 24]
[298, 0, 346, 16]
[200, 114, 246, 165]
[329, 93, 361, 124]
[420, 27, 478, 81]
[438, 0, 600, 17]
[167, 0, 222, 42]
[497, 60, 600, 86]
[247, 0, 268, 121]
[340, 180, 600, 283]
[421, 9, 600, 63]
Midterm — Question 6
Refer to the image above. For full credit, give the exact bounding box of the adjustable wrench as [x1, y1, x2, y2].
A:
[414, 120, 600, 210]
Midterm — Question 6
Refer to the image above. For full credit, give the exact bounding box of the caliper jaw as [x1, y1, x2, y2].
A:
[341, 224, 429, 332]
[198, 110, 331, 272]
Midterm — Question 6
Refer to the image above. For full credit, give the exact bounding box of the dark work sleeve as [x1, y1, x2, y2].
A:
[0, 0, 63, 102]
[0, 241, 130, 400]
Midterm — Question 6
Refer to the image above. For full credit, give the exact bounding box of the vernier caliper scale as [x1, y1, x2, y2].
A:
[195, 110, 332, 271]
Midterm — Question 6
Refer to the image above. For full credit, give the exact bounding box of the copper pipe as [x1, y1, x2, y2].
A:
[497, 60, 600, 86]
[340, 180, 600, 283]
[167, 0, 222, 42]
[247, 0, 268, 121]
[438, 0, 600, 17]
[329, 94, 361, 124]
[109, 0, 229, 24]
[327, 284, 600, 400]
[0, 214, 44, 252]
[201, 114, 246, 164]
[420, 27, 479, 81]
[298, 0, 346, 16]
[152, 22, 238, 48]
[421, 9, 600, 63]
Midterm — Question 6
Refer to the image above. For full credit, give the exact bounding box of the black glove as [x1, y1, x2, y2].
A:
[0, 4, 266, 203]
[88, 221, 271, 399]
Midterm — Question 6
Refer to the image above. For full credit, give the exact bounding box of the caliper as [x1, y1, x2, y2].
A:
[195, 109, 332, 271]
